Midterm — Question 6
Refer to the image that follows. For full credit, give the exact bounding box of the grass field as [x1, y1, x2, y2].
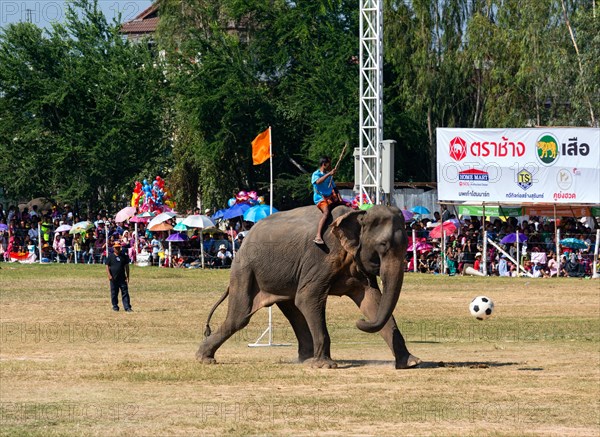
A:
[0, 264, 599, 436]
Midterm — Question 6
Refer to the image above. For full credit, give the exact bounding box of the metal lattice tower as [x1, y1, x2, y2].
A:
[358, 0, 383, 204]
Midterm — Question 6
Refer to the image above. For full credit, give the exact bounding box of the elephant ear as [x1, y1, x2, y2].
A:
[331, 210, 366, 257]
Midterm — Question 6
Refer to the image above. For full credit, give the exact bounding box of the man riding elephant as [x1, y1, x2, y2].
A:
[197, 204, 421, 369]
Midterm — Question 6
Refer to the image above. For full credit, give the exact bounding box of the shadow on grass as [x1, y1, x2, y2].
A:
[333, 360, 522, 369]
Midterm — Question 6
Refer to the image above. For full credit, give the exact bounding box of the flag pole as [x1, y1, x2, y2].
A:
[269, 126, 273, 216]
[249, 126, 288, 348]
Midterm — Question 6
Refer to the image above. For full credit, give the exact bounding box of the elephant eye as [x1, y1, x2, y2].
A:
[378, 241, 390, 252]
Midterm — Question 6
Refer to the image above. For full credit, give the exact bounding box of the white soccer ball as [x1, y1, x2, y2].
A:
[469, 296, 494, 320]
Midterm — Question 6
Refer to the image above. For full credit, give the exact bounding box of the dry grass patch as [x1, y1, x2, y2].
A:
[0, 264, 598, 436]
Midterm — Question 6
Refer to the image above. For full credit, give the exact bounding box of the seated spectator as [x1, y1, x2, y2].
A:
[562, 253, 585, 278]
[473, 252, 482, 273]
[417, 253, 428, 273]
[41, 243, 52, 263]
[172, 254, 185, 268]
[215, 244, 232, 267]
[498, 254, 510, 277]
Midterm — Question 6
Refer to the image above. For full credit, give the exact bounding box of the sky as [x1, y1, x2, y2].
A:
[0, 0, 153, 29]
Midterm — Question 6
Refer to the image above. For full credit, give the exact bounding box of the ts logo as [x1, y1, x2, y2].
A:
[449, 137, 467, 161]
[517, 169, 532, 191]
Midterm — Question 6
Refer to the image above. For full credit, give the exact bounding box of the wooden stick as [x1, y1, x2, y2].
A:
[333, 143, 348, 171]
[328, 143, 347, 188]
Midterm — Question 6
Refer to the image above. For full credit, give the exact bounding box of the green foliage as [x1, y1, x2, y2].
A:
[0, 0, 168, 211]
[1, 0, 597, 211]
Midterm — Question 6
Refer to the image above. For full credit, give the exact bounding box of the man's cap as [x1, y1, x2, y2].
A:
[475, 252, 482, 257]
[204, 208, 211, 214]
[113, 242, 121, 248]
[219, 244, 226, 250]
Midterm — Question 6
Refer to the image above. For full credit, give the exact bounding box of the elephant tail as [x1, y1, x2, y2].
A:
[204, 287, 230, 338]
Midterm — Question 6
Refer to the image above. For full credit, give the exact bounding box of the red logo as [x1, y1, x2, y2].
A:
[449, 137, 467, 161]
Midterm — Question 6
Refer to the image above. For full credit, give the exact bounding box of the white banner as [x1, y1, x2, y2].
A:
[436, 128, 600, 204]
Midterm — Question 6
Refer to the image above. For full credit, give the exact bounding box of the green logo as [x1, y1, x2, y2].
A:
[536, 134, 559, 166]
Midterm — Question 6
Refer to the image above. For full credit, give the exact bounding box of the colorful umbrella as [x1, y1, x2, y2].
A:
[137, 211, 155, 218]
[500, 233, 528, 244]
[70, 221, 93, 234]
[147, 212, 177, 230]
[115, 206, 136, 223]
[559, 238, 587, 249]
[0, 224, 8, 231]
[182, 214, 215, 228]
[173, 222, 189, 231]
[428, 221, 457, 239]
[223, 203, 251, 220]
[243, 204, 279, 223]
[166, 232, 188, 242]
[410, 205, 431, 215]
[130, 215, 150, 223]
[148, 222, 173, 232]
[401, 210, 414, 221]
[212, 208, 227, 220]
[408, 242, 433, 252]
[55, 224, 72, 233]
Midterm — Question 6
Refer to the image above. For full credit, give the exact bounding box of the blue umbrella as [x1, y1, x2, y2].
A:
[222, 203, 251, 220]
[243, 204, 279, 223]
[410, 205, 430, 215]
[500, 233, 528, 244]
[212, 208, 227, 220]
[559, 238, 587, 249]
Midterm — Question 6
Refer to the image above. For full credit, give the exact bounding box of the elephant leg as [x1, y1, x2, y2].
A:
[348, 287, 421, 369]
[196, 288, 254, 364]
[294, 291, 337, 369]
[276, 301, 314, 362]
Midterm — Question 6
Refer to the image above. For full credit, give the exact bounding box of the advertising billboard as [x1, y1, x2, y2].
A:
[436, 128, 600, 204]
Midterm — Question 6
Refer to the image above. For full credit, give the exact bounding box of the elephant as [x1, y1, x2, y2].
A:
[196, 204, 421, 369]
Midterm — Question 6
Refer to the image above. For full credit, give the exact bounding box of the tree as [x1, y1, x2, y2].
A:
[157, 0, 359, 210]
[0, 0, 168, 211]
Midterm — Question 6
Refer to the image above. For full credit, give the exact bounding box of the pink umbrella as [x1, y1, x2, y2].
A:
[408, 242, 433, 252]
[429, 221, 457, 239]
[130, 215, 149, 223]
[115, 206, 137, 223]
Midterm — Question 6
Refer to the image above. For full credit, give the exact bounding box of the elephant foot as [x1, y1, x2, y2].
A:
[298, 355, 312, 363]
[196, 351, 217, 364]
[395, 354, 422, 369]
[305, 357, 338, 369]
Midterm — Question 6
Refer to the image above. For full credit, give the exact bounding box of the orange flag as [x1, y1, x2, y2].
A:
[252, 127, 271, 165]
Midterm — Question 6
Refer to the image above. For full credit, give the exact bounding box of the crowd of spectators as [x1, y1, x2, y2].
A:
[1, 202, 598, 277]
[404, 208, 599, 278]
[0, 203, 247, 269]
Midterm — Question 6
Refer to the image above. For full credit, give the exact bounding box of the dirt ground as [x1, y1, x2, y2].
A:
[0, 264, 598, 436]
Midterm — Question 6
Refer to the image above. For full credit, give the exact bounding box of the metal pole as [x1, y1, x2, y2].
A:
[412, 228, 417, 273]
[482, 230, 488, 275]
[200, 231, 205, 269]
[516, 230, 520, 277]
[593, 229, 600, 279]
[168, 241, 171, 268]
[38, 222, 42, 264]
[441, 229, 446, 274]
[556, 228, 561, 267]
[135, 222, 139, 256]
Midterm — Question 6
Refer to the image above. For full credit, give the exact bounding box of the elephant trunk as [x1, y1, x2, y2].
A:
[356, 260, 404, 333]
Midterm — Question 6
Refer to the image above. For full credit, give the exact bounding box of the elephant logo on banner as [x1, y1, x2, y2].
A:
[536, 133, 560, 166]
[449, 136, 467, 161]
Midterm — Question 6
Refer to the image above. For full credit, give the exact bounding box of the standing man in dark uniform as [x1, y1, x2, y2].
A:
[106, 242, 132, 312]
